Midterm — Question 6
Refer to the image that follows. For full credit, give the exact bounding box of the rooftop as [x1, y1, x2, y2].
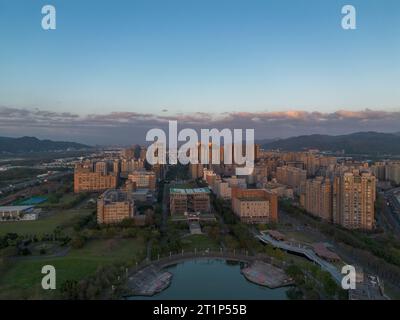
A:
[170, 187, 211, 195]
[0, 205, 34, 212]
[312, 243, 341, 261]
[236, 197, 267, 202]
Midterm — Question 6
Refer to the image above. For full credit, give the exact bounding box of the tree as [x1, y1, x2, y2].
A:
[71, 235, 86, 249]
[60, 280, 79, 300]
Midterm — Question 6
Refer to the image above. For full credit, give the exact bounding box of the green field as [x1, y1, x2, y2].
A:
[181, 234, 220, 251]
[0, 238, 146, 299]
[0, 209, 92, 236]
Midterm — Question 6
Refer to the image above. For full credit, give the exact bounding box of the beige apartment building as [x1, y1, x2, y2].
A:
[231, 188, 278, 224]
[386, 162, 400, 185]
[276, 166, 307, 195]
[95, 161, 108, 175]
[333, 171, 376, 230]
[264, 182, 294, 199]
[128, 170, 156, 190]
[215, 181, 232, 200]
[189, 163, 204, 179]
[302, 177, 332, 221]
[74, 162, 118, 193]
[97, 189, 134, 224]
[121, 159, 144, 175]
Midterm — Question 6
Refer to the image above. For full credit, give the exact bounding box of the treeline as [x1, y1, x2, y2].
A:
[338, 243, 400, 288]
[281, 200, 400, 269]
[285, 264, 347, 300]
[0, 232, 70, 257]
[213, 196, 267, 253]
[60, 263, 132, 300]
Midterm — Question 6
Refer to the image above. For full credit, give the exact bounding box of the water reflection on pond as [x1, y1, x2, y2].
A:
[129, 259, 291, 300]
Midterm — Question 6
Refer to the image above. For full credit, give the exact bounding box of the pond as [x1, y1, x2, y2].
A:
[128, 259, 291, 300]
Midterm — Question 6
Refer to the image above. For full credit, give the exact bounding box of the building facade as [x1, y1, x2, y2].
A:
[333, 171, 376, 230]
[74, 162, 118, 193]
[276, 166, 307, 195]
[303, 177, 332, 221]
[231, 188, 278, 224]
[97, 189, 134, 224]
[128, 170, 156, 190]
[169, 188, 211, 215]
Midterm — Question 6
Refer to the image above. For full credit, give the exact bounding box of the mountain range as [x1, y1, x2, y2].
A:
[2, 131, 400, 155]
[261, 132, 400, 155]
[0, 136, 90, 153]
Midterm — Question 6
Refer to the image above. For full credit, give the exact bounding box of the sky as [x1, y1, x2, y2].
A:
[0, 0, 399, 144]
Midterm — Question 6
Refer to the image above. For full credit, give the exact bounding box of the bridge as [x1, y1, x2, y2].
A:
[256, 232, 343, 284]
[129, 248, 286, 276]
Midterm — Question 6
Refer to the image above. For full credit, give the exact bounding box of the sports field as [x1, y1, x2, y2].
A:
[0, 209, 92, 236]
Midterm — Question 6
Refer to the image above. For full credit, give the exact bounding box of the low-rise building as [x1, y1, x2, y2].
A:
[231, 188, 278, 224]
[0, 206, 39, 221]
[74, 161, 118, 193]
[263, 182, 294, 199]
[128, 170, 156, 190]
[97, 189, 134, 224]
[170, 187, 211, 215]
[215, 181, 232, 200]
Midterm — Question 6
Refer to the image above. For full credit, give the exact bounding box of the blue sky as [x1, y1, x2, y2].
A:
[0, 0, 399, 143]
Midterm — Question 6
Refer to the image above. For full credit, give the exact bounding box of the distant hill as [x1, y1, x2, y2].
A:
[0, 136, 90, 153]
[262, 132, 400, 155]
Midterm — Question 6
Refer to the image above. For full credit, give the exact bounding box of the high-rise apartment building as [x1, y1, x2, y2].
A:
[276, 166, 307, 195]
[386, 162, 400, 185]
[189, 163, 204, 179]
[113, 159, 121, 176]
[333, 171, 376, 230]
[303, 177, 332, 221]
[95, 161, 108, 175]
[370, 162, 386, 181]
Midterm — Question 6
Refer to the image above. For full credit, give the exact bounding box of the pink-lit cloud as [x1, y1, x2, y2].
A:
[0, 106, 399, 145]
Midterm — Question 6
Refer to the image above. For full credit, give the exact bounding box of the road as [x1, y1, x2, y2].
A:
[157, 181, 170, 247]
[380, 188, 400, 237]
[0, 171, 72, 195]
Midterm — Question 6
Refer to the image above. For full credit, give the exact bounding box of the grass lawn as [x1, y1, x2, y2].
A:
[0, 209, 92, 236]
[47, 193, 82, 207]
[181, 234, 220, 252]
[383, 282, 400, 300]
[0, 238, 146, 299]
